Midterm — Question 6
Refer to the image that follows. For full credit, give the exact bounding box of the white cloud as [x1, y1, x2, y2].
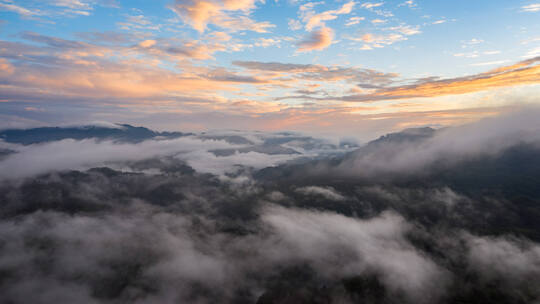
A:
[295, 186, 346, 201]
[398, 0, 416, 8]
[0, 2, 40, 16]
[521, 3, 540, 12]
[345, 16, 364, 26]
[54, 0, 92, 10]
[466, 234, 540, 282]
[0, 136, 243, 180]
[388, 24, 421, 35]
[333, 109, 540, 177]
[349, 32, 408, 49]
[360, 2, 384, 9]
[463, 38, 484, 45]
[523, 46, 540, 58]
[263, 206, 449, 302]
[177, 150, 297, 175]
[288, 18, 302, 30]
[470, 60, 508, 66]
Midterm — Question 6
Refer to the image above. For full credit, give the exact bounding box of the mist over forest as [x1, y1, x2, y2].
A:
[0, 110, 539, 304]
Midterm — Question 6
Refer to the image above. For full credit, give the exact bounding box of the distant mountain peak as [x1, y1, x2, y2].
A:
[0, 124, 191, 145]
[401, 126, 436, 135]
[367, 127, 436, 147]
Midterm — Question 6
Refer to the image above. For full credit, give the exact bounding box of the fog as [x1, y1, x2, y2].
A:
[322, 108, 540, 179]
[0, 110, 539, 303]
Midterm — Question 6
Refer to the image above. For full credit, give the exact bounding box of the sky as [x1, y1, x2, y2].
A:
[0, 0, 539, 140]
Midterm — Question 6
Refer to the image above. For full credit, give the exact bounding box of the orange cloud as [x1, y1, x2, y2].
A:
[361, 33, 374, 42]
[138, 39, 157, 48]
[2, 31, 539, 135]
[135, 39, 227, 60]
[172, 0, 273, 32]
[364, 57, 540, 101]
[173, 0, 222, 32]
[0, 58, 14, 75]
[5, 64, 234, 99]
[279, 57, 540, 103]
[233, 60, 397, 85]
[0, 39, 255, 102]
[297, 27, 334, 52]
[303, 1, 355, 31]
[0, 36, 291, 120]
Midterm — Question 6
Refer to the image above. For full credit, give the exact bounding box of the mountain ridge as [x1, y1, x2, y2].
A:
[0, 124, 192, 145]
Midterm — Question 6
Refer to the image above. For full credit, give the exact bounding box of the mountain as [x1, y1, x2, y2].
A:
[255, 127, 439, 181]
[255, 126, 540, 198]
[365, 126, 436, 147]
[0, 124, 191, 145]
[0, 124, 539, 303]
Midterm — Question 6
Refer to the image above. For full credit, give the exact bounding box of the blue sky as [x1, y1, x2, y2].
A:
[0, 0, 539, 138]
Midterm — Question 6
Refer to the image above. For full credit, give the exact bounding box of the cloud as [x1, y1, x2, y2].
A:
[0, 31, 537, 136]
[233, 60, 398, 85]
[286, 57, 540, 102]
[345, 16, 364, 26]
[0, 136, 242, 180]
[118, 14, 161, 31]
[464, 38, 484, 45]
[388, 24, 421, 35]
[185, 150, 298, 175]
[346, 24, 420, 50]
[0, 58, 233, 100]
[358, 56, 540, 100]
[302, 1, 355, 31]
[398, 0, 417, 8]
[521, 3, 540, 12]
[53, 0, 94, 15]
[0, 113, 539, 303]
[20, 31, 89, 49]
[262, 207, 449, 302]
[0, 209, 234, 303]
[171, 0, 273, 32]
[136, 37, 228, 60]
[0, 35, 279, 111]
[0, 0, 114, 19]
[329, 108, 540, 177]
[371, 18, 386, 24]
[470, 60, 509, 66]
[465, 234, 540, 282]
[138, 39, 157, 48]
[295, 186, 346, 201]
[356, 32, 405, 47]
[292, 1, 354, 53]
[297, 27, 334, 52]
[288, 18, 302, 30]
[0, 197, 451, 303]
[360, 2, 384, 9]
[0, 129, 348, 179]
[524, 46, 540, 58]
[0, 58, 14, 75]
[54, 0, 92, 10]
[0, 2, 41, 17]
